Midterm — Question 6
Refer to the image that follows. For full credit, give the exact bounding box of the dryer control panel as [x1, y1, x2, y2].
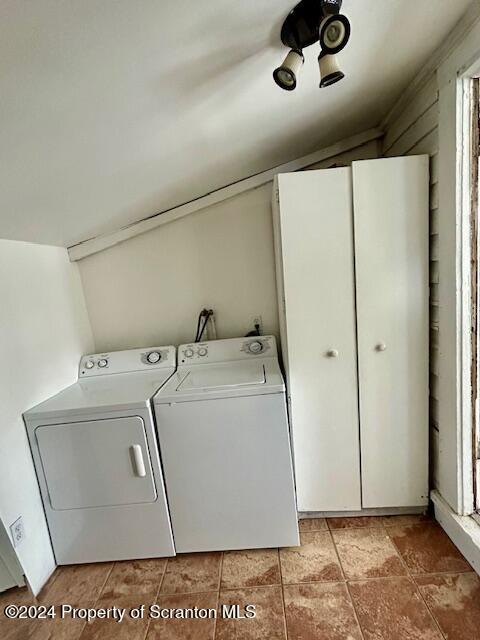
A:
[179, 343, 210, 364]
[79, 346, 176, 377]
[178, 336, 276, 365]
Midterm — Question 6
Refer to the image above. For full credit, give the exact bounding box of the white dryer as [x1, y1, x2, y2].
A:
[154, 336, 299, 553]
[24, 346, 177, 565]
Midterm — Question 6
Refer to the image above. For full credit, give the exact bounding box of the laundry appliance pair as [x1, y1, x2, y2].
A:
[24, 336, 299, 565]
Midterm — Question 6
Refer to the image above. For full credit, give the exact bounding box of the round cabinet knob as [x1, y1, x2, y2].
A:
[146, 351, 161, 364]
[198, 347, 208, 357]
[85, 360, 95, 369]
[98, 359, 108, 368]
[375, 343, 387, 352]
[248, 341, 263, 354]
[326, 349, 339, 358]
[184, 348, 194, 358]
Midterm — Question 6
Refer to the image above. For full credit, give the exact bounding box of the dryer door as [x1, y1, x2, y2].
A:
[35, 417, 157, 510]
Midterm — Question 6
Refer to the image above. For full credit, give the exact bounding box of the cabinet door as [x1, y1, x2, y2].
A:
[353, 156, 429, 508]
[274, 169, 361, 512]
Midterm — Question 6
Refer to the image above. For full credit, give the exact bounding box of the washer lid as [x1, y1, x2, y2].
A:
[177, 362, 266, 392]
[155, 357, 285, 403]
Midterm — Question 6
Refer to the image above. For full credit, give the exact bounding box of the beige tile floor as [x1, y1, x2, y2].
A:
[1, 515, 479, 639]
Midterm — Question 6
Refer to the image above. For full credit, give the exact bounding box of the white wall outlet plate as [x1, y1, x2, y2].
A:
[10, 516, 25, 548]
[253, 316, 263, 335]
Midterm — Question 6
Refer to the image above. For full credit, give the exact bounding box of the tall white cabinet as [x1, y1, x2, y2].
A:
[273, 156, 429, 513]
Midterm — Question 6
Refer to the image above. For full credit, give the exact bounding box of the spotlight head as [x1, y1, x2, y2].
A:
[318, 52, 344, 88]
[319, 14, 351, 54]
[273, 49, 304, 91]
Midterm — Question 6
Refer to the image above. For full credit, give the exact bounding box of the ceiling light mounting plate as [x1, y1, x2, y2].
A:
[280, 0, 342, 50]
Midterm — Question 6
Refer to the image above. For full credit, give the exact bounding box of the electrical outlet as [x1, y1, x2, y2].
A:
[10, 516, 25, 548]
[253, 316, 263, 335]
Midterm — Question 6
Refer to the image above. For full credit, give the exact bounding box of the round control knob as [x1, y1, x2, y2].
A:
[146, 351, 161, 364]
[248, 341, 263, 354]
[375, 343, 387, 352]
[98, 359, 108, 368]
[327, 349, 339, 358]
[184, 348, 194, 358]
[85, 360, 95, 369]
[198, 347, 208, 357]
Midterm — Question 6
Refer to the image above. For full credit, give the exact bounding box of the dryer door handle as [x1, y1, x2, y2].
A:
[130, 444, 146, 478]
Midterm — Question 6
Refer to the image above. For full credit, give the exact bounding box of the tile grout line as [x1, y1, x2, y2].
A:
[212, 551, 223, 640]
[409, 568, 474, 577]
[212, 587, 220, 640]
[327, 528, 347, 582]
[410, 569, 477, 578]
[278, 546, 285, 584]
[329, 527, 366, 640]
[383, 524, 431, 528]
[329, 526, 385, 531]
[386, 532, 448, 640]
[155, 588, 224, 596]
[345, 581, 367, 640]
[278, 547, 290, 640]
[156, 554, 178, 598]
[279, 587, 289, 640]
[384, 522, 440, 539]
[412, 581, 448, 640]
[95, 562, 115, 603]
[156, 584, 288, 597]
[142, 558, 169, 640]
[77, 562, 115, 640]
[328, 523, 386, 531]
[283, 579, 352, 587]
[217, 551, 224, 593]
[385, 523, 446, 640]
[158, 555, 172, 595]
[407, 557, 449, 640]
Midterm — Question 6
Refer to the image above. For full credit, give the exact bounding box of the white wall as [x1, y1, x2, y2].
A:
[0, 240, 93, 594]
[79, 183, 278, 350]
[78, 140, 380, 352]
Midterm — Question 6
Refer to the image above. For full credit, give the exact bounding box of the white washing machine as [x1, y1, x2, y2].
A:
[154, 336, 299, 553]
[24, 346, 177, 565]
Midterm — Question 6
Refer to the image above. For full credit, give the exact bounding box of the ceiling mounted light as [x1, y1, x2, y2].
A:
[273, 49, 305, 91]
[274, 0, 350, 91]
[318, 52, 344, 88]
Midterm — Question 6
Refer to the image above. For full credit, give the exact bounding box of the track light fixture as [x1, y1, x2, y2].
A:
[274, 0, 350, 91]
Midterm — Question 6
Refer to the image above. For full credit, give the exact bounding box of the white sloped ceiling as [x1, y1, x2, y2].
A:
[0, 0, 471, 247]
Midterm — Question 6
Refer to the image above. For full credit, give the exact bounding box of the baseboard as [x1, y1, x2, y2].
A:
[299, 506, 426, 519]
[431, 490, 480, 576]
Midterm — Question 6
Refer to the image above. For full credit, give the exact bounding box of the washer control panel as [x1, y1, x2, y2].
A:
[242, 339, 270, 355]
[79, 346, 176, 377]
[178, 336, 276, 365]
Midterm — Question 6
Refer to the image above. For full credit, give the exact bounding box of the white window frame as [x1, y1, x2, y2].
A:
[436, 22, 480, 517]
[458, 72, 477, 517]
[471, 77, 480, 517]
